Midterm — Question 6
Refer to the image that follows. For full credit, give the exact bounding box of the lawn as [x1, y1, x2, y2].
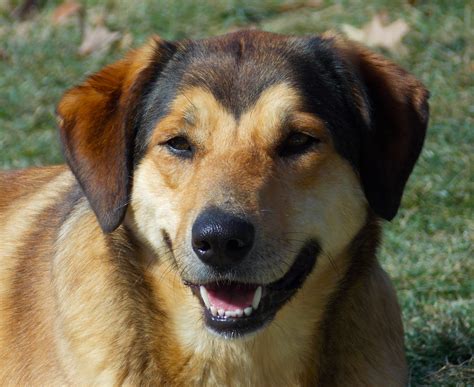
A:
[0, 0, 472, 385]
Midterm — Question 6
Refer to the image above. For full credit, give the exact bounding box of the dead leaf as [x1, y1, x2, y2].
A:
[78, 24, 121, 56]
[52, 1, 82, 25]
[342, 13, 409, 54]
[0, 48, 10, 62]
[118, 32, 134, 51]
[11, 0, 42, 20]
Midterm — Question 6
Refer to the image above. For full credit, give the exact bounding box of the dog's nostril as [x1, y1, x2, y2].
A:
[194, 240, 211, 253]
[226, 239, 245, 251]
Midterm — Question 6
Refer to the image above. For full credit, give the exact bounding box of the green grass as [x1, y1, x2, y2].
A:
[1, 1, 472, 384]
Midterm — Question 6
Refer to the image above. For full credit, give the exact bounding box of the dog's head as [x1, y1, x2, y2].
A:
[57, 31, 428, 338]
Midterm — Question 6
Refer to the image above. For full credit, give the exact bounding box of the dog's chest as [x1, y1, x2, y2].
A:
[177, 341, 310, 387]
[166, 315, 317, 386]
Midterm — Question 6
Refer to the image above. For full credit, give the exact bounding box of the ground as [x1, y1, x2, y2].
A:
[0, 0, 472, 385]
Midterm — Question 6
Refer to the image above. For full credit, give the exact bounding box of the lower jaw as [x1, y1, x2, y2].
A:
[192, 240, 321, 339]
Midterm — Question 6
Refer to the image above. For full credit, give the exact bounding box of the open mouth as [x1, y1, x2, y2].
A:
[186, 241, 320, 338]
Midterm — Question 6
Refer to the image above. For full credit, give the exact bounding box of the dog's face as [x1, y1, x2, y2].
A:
[131, 81, 367, 336]
[58, 31, 428, 338]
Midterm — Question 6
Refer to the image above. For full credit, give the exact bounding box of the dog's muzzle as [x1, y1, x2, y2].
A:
[184, 208, 321, 338]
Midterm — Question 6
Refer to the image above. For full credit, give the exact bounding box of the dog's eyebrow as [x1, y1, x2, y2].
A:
[181, 93, 198, 125]
[183, 110, 195, 126]
[279, 112, 326, 134]
[290, 112, 326, 131]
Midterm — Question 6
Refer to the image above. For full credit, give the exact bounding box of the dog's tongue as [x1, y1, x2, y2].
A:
[206, 284, 257, 310]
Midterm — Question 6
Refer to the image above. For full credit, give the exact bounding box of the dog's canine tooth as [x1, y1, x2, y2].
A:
[252, 286, 262, 310]
[210, 306, 217, 316]
[244, 307, 253, 316]
[200, 286, 211, 308]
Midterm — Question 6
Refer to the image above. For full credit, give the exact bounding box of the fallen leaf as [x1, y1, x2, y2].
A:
[10, 0, 42, 20]
[342, 13, 409, 54]
[118, 32, 134, 51]
[78, 24, 121, 56]
[0, 48, 10, 62]
[52, 1, 82, 25]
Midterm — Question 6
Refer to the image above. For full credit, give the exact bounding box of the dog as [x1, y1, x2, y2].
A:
[0, 30, 429, 385]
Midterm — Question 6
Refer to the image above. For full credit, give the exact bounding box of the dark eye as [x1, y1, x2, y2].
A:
[166, 136, 193, 157]
[278, 132, 320, 157]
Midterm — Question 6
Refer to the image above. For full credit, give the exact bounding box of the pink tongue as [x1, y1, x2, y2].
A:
[206, 285, 256, 310]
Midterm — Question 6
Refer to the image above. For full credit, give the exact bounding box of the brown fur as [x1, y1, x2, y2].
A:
[0, 31, 429, 385]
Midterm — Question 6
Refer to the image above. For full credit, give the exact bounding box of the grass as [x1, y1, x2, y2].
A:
[1, 0, 472, 384]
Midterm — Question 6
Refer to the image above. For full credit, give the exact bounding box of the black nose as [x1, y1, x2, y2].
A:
[192, 208, 255, 268]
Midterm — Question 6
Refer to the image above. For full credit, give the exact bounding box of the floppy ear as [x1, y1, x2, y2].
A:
[336, 39, 429, 220]
[57, 37, 175, 232]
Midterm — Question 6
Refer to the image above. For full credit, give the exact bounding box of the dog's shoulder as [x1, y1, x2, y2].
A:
[0, 166, 82, 384]
[317, 220, 407, 384]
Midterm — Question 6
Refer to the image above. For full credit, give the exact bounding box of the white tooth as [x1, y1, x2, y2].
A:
[210, 306, 217, 316]
[235, 309, 243, 317]
[218, 309, 225, 317]
[252, 286, 262, 310]
[244, 307, 253, 316]
[200, 286, 211, 309]
[225, 310, 237, 318]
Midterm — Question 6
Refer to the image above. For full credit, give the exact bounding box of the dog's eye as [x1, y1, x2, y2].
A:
[279, 132, 320, 157]
[166, 136, 193, 157]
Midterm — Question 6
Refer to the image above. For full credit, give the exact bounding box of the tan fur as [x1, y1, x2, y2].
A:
[0, 33, 420, 385]
[0, 98, 404, 386]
